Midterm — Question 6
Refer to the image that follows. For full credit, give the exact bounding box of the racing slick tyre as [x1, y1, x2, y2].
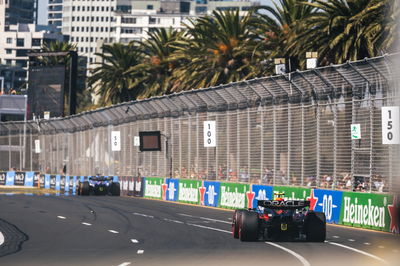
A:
[239, 211, 259, 242]
[79, 181, 90, 196]
[110, 182, 121, 196]
[305, 211, 326, 242]
[232, 210, 244, 239]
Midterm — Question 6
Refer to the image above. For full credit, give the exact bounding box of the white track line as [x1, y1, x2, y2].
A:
[0, 231, 4, 246]
[137, 250, 144, 254]
[178, 213, 231, 224]
[133, 212, 154, 218]
[332, 235, 340, 238]
[57, 216, 66, 219]
[348, 239, 355, 242]
[364, 242, 371, 245]
[265, 242, 311, 266]
[108, 230, 119, 234]
[131, 239, 139, 244]
[118, 262, 131, 266]
[164, 218, 184, 224]
[82, 222, 92, 226]
[327, 241, 388, 264]
[186, 223, 232, 234]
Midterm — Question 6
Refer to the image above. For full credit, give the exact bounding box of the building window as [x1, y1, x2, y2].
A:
[72, 16, 75, 21]
[81, 16, 85, 21]
[86, 37, 89, 42]
[96, 17, 99, 22]
[6, 49, 12, 54]
[81, 27, 84, 31]
[71, 37, 74, 42]
[32, 38, 41, 46]
[147, 5, 153, 10]
[149, 17, 156, 24]
[6, 38, 12, 44]
[72, 26, 75, 31]
[16, 38, 24, 47]
[5, 59, 12, 65]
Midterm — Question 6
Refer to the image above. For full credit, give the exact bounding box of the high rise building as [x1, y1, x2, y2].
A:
[48, 0, 63, 29]
[0, 0, 38, 32]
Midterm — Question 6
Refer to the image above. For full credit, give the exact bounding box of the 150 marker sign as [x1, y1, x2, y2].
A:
[382, 107, 399, 144]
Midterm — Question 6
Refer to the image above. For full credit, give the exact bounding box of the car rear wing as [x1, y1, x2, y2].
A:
[89, 176, 113, 181]
[257, 200, 310, 209]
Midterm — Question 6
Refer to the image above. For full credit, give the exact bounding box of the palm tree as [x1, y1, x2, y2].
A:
[172, 9, 265, 91]
[88, 43, 144, 105]
[40, 40, 77, 65]
[254, 0, 316, 71]
[126, 28, 184, 98]
[294, 0, 394, 65]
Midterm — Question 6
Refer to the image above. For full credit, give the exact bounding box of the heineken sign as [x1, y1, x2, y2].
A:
[219, 183, 251, 209]
[178, 179, 201, 204]
[144, 177, 164, 199]
[340, 192, 391, 231]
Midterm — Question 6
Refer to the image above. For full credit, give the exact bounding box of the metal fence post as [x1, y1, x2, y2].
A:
[316, 104, 321, 186]
[287, 103, 291, 185]
[273, 105, 276, 185]
[333, 102, 337, 189]
[301, 103, 305, 186]
[369, 98, 374, 193]
[247, 108, 251, 183]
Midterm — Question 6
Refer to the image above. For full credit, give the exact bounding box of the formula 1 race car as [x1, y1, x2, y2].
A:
[232, 193, 326, 242]
[77, 176, 120, 196]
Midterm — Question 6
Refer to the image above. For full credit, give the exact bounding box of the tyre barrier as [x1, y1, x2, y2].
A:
[1, 171, 398, 234]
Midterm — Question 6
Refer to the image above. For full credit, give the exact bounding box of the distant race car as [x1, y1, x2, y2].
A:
[232, 193, 326, 242]
[77, 176, 120, 196]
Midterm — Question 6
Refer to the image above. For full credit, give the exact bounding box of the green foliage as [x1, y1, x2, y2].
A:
[88, 0, 397, 106]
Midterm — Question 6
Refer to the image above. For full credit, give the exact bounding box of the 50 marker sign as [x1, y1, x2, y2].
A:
[111, 131, 121, 151]
[382, 107, 400, 144]
[204, 121, 216, 147]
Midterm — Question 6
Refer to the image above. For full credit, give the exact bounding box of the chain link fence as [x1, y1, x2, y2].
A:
[1, 54, 399, 193]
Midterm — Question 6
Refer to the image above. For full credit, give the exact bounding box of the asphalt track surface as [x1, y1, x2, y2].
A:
[0, 194, 399, 266]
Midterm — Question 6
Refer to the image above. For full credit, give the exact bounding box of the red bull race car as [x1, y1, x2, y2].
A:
[77, 176, 120, 196]
[232, 193, 326, 242]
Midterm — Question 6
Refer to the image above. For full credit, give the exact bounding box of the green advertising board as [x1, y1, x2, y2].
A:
[144, 177, 164, 199]
[273, 186, 311, 200]
[178, 179, 202, 204]
[219, 182, 250, 209]
[339, 191, 393, 232]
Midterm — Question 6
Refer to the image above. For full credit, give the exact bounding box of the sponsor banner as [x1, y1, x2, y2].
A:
[273, 186, 310, 200]
[201, 181, 220, 207]
[0, 172, 6, 185]
[50, 175, 56, 189]
[127, 177, 134, 196]
[14, 172, 26, 186]
[55, 175, 61, 191]
[72, 176, 77, 194]
[60, 176, 65, 191]
[144, 177, 164, 199]
[178, 179, 201, 204]
[166, 179, 179, 201]
[133, 176, 145, 197]
[65, 176, 70, 192]
[340, 191, 393, 232]
[24, 172, 35, 187]
[312, 189, 343, 224]
[40, 174, 45, 188]
[80, 176, 85, 182]
[44, 174, 51, 189]
[6, 171, 15, 186]
[219, 182, 251, 209]
[33, 172, 41, 187]
[113, 176, 119, 182]
[251, 185, 274, 209]
[120, 176, 129, 196]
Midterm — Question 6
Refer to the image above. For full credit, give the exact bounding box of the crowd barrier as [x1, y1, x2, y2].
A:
[1, 171, 398, 234]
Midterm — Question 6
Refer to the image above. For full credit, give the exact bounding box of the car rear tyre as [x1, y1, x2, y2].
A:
[232, 210, 244, 239]
[111, 182, 120, 196]
[305, 211, 326, 242]
[79, 181, 90, 196]
[239, 211, 259, 242]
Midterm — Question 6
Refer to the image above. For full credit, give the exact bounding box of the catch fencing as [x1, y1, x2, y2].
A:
[1, 54, 399, 193]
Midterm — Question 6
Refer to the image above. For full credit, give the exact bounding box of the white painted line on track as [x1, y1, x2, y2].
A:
[131, 239, 139, 244]
[82, 222, 92, 226]
[265, 242, 310, 266]
[137, 250, 144, 254]
[108, 230, 119, 234]
[364, 242, 371, 245]
[0, 231, 4, 246]
[133, 212, 154, 218]
[327, 241, 388, 264]
[164, 218, 184, 224]
[57, 216, 66, 219]
[118, 262, 131, 266]
[348, 239, 355, 242]
[186, 223, 231, 234]
[332, 236, 340, 238]
[178, 213, 231, 224]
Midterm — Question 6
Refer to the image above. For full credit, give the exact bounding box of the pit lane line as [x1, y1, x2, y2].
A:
[0, 231, 4, 246]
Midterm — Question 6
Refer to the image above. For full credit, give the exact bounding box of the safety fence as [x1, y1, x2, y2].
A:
[0, 54, 399, 193]
[1, 171, 398, 233]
